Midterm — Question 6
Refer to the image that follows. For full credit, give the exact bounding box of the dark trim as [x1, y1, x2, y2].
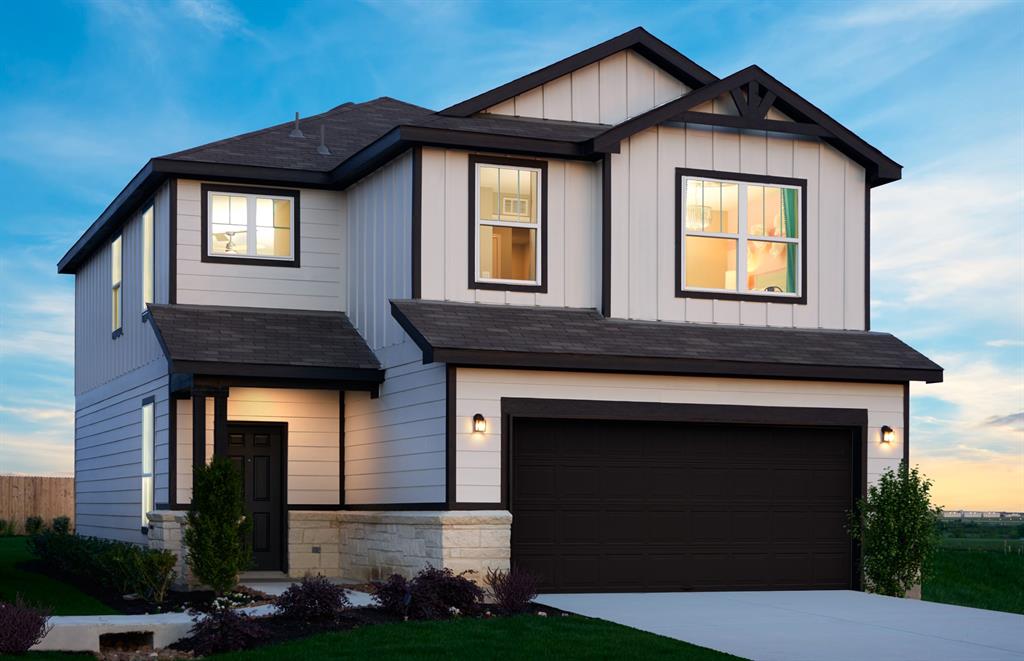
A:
[111, 328, 123, 340]
[168, 178, 177, 304]
[344, 503, 448, 511]
[142, 395, 156, 406]
[864, 187, 871, 331]
[192, 394, 205, 470]
[445, 365, 457, 508]
[668, 112, 831, 137]
[389, 301, 434, 364]
[171, 361, 384, 384]
[601, 155, 612, 317]
[411, 146, 423, 299]
[338, 390, 345, 507]
[903, 382, 910, 466]
[675, 167, 808, 305]
[188, 374, 380, 393]
[199, 183, 301, 268]
[153, 157, 333, 188]
[167, 387, 180, 509]
[213, 392, 228, 458]
[287, 504, 345, 511]
[467, 155, 549, 293]
[439, 27, 716, 117]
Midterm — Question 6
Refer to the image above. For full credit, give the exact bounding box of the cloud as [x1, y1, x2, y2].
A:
[0, 405, 74, 425]
[987, 412, 1024, 431]
[174, 0, 248, 36]
[987, 339, 1024, 348]
[826, 0, 1003, 28]
[0, 433, 73, 476]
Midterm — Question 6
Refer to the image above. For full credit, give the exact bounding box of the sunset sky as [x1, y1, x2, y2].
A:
[0, 0, 1020, 511]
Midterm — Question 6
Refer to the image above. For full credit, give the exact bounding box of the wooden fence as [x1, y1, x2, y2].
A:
[0, 475, 74, 534]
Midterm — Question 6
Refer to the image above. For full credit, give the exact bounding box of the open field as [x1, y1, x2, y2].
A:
[923, 547, 1024, 615]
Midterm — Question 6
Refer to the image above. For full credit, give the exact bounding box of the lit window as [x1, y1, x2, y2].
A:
[142, 205, 154, 311]
[111, 235, 122, 333]
[141, 400, 154, 529]
[207, 188, 295, 261]
[474, 161, 543, 286]
[681, 174, 801, 296]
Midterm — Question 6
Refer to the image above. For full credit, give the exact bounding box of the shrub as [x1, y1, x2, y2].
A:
[847, 461, 942, 597]
[372, 565, 484, 620]
[25, 516, 44, 536]
[277, 574, 351, 622]
[485, 566, 538, 614]
[186, 605, 266, 656]
[51, 516, 71, 535]
[0, 519, 14, 537]
[133, 548, 178, 604]
[0, 595, 52, 653]
[184, 457, 252, 595]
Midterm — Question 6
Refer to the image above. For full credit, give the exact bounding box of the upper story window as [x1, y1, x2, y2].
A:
[111, 234, 123, 335]
[470, 156, 547, 293]
[141, 205, 154, 313]
[201, 184, 300, 267]
[678, 169, 805, 302]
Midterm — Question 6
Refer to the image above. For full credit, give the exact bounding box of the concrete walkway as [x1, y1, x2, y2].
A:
[536, 591, 1024, 661]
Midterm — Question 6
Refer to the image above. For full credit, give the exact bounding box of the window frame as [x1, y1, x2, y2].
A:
[140, 396, 155, 533]
[200, 183, 301, 268]
[141, 204, 155, 317]
[675, 167, 808, 304]
[111, 233, 123, 338]
[467, 155, 548, 293]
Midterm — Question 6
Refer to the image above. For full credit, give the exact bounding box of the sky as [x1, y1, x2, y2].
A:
[0, 0, 1021, 511]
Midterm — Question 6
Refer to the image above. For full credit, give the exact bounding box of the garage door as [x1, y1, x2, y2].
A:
[511, 418, 856, 592]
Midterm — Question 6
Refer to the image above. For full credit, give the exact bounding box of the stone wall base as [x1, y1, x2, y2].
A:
[146, 510, 194, 590]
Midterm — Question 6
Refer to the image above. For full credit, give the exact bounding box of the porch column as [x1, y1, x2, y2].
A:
[192, 393, 205, 471]
[191, 387, 229, 469]
[213, 390, 229, 458]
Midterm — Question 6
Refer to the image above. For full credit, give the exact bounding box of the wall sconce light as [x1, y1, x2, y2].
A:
[473, 414, 487, 433]
[880, 425, 895, 444]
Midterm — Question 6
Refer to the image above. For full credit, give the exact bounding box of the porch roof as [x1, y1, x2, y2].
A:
[148, 303, 384, 383]
[390, 299, 943, 384]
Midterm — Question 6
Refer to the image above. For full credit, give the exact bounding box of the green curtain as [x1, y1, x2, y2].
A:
[782, 189, 798, 292]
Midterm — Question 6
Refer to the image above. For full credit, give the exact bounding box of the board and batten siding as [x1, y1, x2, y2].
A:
[75, 181, 171, 395]
[346, 151, 413, 351]
[174, 179, 346, 311]
[344, 341, 446, 505]
[454, 368, 904, 504]
[609, 124, 866, 330]
[175, 388, 341, 506]
[75, 360, 169, 543]
[419, 148, 601, 308]
[483, 50, 689, 124]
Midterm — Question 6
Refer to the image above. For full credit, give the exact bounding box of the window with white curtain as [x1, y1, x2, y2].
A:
[141, 400, 154, 530]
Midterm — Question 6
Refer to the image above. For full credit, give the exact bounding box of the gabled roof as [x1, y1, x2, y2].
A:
[391, 299, 943, 384]
[438, 27, 718, 117]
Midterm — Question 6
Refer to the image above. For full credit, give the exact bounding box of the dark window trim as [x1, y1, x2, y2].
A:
[168, 178, 178, 304]
[903, 381, 910, 466]
[411, 147, 423, 299]
[199, 183, 301, 268]
[675, 167, 808, 305]
[467, 155, 548, 294]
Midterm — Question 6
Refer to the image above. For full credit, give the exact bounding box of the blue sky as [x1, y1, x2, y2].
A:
[0, 0, 1021, 510]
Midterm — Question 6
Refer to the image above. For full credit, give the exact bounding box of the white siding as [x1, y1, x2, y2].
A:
[175, 388, 341, 506]
[610, 124, 867, 330]
[419, 148, 601, 308]
[346, 151, 413, 351]
[344, 342, 446, 505]
[454, 368, 905, 504]
[75, 361, 169, 543]
[175, 179, 346, 311]
[484, 50, 689, 124]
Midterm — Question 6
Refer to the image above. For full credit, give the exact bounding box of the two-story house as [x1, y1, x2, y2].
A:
[59, 28, 941, 593]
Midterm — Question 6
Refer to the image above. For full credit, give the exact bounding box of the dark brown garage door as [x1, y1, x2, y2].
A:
[512, 418, 856, 592]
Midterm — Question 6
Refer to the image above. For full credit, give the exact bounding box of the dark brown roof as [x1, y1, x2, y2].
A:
[407, 114, 609, 142]
[390, 300, 943, 383]
[148, 304, 383, 382]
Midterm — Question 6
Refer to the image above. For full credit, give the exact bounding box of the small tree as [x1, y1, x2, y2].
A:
[847, 461, 941, 596]
[184, 457, 252, 594]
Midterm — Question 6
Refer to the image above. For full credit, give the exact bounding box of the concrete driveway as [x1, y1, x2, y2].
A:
[536, 591, 1024, 661]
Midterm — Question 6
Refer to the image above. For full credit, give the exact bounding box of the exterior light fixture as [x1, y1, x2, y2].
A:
[473, 414, 487, 433]
[880, 425, 895, 444]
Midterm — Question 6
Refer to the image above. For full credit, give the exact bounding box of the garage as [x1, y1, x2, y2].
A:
[511, 415, 860, 593]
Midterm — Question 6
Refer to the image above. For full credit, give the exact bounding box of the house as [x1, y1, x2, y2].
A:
[58, 28, 941, 593]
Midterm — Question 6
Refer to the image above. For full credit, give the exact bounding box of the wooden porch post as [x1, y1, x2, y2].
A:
[213, 391, 229, 458]
[192, 387, 229, 468]
[192, 393, 206, 470]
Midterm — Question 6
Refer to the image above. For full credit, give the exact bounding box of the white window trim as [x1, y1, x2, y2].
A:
[141, 401, 155, 530]
[680, 174, 802, 298]
[474, 162, 543, 287]
[205, 190, 296, 262]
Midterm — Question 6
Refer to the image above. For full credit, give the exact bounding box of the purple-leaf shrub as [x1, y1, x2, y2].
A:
[0, 595, 52, 653]
[277, 574, 351, 622]
[485, 566, 538, 614]
[372, 565, 484, 620]
[186, 605, 266, 656]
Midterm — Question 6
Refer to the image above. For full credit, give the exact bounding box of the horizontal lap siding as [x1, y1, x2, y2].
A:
[454, 368, 903, 504]
[174, 179, 346, 311]
[175, 388, 341, 506]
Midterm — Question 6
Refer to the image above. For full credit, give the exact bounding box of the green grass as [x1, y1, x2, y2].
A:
[923, 547, 1024, 615]
[0, 536, 118, 616]
[938, 536, 1024, 552]
[209, 614, 744, 660]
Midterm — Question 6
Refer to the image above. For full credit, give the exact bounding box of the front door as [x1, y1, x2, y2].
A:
[227, 423, 285, 571]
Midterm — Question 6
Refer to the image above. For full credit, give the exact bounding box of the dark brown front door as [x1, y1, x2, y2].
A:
[227, 423, 285, 571]
[512, 418, 855, 592]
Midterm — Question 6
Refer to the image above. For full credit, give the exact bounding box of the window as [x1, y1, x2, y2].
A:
[201, 185, 299, 266]
[471, 157, 546, 291]
[111, 235, 123, 334]
[141, 399, 154, 530]
[142, 205, 154, 313]
[679, 170, 804, 300]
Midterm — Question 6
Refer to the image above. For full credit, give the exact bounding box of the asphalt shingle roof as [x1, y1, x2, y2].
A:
[148, 304, 380, 372]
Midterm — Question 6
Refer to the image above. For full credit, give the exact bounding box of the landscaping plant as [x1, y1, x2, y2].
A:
[186, 602, 267, 656]
[277, 574, 351, 622]
[24, 516, 44, 536]
[51, 516, 71, 535]
[847, 461, 942, 597]
[184, 457, 253, 595]
[0, 519, 14, 537]
[0, 594, 52, 653]
[372, 565, 484, 620]
[485, 566, 538, 614]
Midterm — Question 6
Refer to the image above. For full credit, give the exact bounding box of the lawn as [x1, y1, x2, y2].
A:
[208, 614, 744, 660]
[923, 546, 1024, 615]
[0, 536, 118, 616]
